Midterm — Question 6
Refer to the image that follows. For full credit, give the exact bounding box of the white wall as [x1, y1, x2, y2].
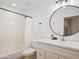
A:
[24, 0, 55, 41]
[1, 0, 79, 48]
[50, 0, 79, 42]
[24, 0, 79, 43]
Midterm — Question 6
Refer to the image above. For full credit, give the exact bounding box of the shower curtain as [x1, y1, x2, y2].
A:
[0, 9, 26, 54]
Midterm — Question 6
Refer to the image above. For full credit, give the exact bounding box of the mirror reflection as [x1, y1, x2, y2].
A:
[64, 16, 79, 36]
[49, 5, 79, 36]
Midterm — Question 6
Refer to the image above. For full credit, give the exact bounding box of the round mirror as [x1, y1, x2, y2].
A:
[49, 5, 79, 36]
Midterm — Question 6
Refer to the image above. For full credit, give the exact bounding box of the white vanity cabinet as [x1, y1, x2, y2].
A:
[59, 56, 71, 59]
[46, 51, 58, 59]
[37, 49, 45, 59]
[32, 40, 79, 59]
[37, 49, 58, 59]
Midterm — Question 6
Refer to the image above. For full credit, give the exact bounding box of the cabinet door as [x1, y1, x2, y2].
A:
[46, 51, 58, 59]
[37, 49, 45, 59]
[59, 56, 72, 59]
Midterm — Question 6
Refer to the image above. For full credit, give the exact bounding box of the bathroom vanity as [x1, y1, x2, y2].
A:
[32, 39, 79, 59]
[31, 5, 79, 59]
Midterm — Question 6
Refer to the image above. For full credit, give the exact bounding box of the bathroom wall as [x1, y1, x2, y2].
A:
[0, 9, 25, 54]
[0, 0, 79, 48]
[24, 0, 79, 42]
[50, 0, 79, 42]
[24, 0, 55, 41]
[7, 0, 79, 48]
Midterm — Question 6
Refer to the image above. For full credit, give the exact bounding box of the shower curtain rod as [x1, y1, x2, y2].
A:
[0, 7, 32, 18]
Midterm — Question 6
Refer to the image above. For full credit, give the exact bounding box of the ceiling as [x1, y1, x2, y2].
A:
[0, 0, 56, 12]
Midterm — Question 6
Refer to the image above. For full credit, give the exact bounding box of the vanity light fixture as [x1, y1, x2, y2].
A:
[56, 0, 68, 4]
[12, 3, 16, 6]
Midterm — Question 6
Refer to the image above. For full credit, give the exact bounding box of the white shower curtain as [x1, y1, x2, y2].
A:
[0, 9, 25, 54]
[24, 17, 33, 49]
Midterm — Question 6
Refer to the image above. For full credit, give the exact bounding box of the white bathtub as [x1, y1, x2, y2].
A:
[0, 49, 24, 59]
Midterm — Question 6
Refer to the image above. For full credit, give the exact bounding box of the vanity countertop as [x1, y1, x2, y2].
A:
[35, 39, 79, 52]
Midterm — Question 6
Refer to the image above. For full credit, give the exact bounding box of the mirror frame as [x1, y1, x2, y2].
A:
[49, 5, 79, 37]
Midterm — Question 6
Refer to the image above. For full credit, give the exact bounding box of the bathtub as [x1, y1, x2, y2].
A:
[0, 49, 24, 59]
